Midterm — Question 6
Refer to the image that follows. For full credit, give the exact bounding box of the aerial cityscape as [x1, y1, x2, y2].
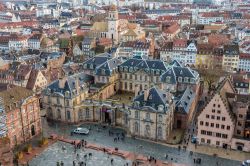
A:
[0, 0, 249, 166]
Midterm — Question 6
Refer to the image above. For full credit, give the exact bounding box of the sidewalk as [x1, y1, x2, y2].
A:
[188, 143, 249, 161]
[133, 136, 249, 162]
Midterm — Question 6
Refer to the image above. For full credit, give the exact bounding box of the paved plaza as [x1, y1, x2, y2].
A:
[41, 120, 242, 166]
[30, 141, 131, 166]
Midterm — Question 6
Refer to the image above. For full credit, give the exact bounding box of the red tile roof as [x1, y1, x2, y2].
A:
[240, 53, 250, 60]
[0, 21, 38, 29]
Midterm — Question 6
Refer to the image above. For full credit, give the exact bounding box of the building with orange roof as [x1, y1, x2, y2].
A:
[163, 23, 180, 40]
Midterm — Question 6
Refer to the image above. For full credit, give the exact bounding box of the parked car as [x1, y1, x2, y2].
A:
[191, 136, 198, 144]
[242, 160, 250, 166]
[73, 127, 89, 135]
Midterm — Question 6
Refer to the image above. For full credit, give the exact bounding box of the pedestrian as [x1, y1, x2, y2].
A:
[111, 158, 113, 165]
[73, 161, 75, 166]
[216, 161, 219, 166]
[154, 159, 156, 163]
[165, 154, 168, 159]
[89, 153, 92, 158]
[60, 161, 64, 166]
[190, 151, 193, 156]
[193, 158, 196, 163]
[77, 153, 79, 159]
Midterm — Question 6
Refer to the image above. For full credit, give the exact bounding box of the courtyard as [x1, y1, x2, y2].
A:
[29, 141, 131, 166]
[42, 120, 242, 166]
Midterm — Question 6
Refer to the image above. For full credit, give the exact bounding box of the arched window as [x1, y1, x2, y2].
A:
[67, 111, 71, 121]
[158, 114, 163, 123]
[86, 107, 90, 119]
[145, 125, 150, 137]
[57, 109, 61, 119]
[135, 111, 139, 119]
[157, 126, 163, 139]
[78, 110, 83, 121]
[47, 107, 53, 118]
[134, 122, 139, 133]
[146, 113, 150, 120]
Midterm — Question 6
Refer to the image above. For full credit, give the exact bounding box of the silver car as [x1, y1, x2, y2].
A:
[242, 160, 250, 166]
[73, 127, 89, 135]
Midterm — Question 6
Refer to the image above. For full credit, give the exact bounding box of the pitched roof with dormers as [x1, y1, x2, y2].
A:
[133, 87, 172, 113]
[45, 72, 94, 99]
[82, 55, 111, 71]
[118, 58, 168, 75]
[160, 65, 199, 85]
[95, 58, 121, 76]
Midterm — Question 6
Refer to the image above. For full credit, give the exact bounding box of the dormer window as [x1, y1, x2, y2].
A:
[166, 76, 171, 83]
[102, 69, 105, 75]
[184, 77, 189, 83]
[190, 78, 195, 83]
[158, 114, 163, 122]
[178, 77, 182, 82]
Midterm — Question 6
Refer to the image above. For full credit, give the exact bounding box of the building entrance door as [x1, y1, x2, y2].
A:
[105, 112, 111, 124]
[177, 120, 182, 128]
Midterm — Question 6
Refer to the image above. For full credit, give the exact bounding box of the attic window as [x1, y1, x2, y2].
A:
[102, 69, 105, 75]
[180, 70, 183, 75]
[166, 76, 171, 82]
[178, 77, 182, 82]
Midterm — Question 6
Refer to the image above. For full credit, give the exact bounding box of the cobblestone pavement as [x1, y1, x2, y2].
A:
[42, 119, 242, 166]
[30, 141, 131, 166]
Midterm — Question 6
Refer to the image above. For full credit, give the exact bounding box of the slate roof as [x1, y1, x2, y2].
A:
[95, 58, 121, 76]
[46, 72, 94, 98]
[161, 65, 199, 84]
[82, 56, 110, 70]
[175, 87, 195, 114]
[133, 87, 171, 113]
[118, 58, 168, 75]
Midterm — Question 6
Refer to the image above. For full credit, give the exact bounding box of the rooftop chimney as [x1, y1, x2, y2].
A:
[59, 77, 67, 89]
[144, 89, 149, 101]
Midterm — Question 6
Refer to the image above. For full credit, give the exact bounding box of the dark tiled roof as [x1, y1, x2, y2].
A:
[133, 87, 171, 113]
[82, 56, 110, 70]
[95, 58, 121, 76]
[119, 58, 168, 74]
[46, 72, 94, 98]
